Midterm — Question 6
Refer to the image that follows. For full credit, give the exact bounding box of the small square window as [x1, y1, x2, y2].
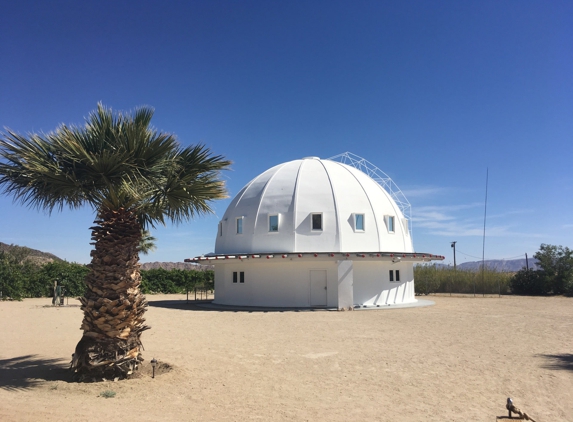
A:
[355, 214, 365, 231]
[236, 217, 243, 234]
[388, 216, 395, 233]
[389, 270, 400, 283]
[233, 272, 238, 283]
[240, 271, 245, 283]
[269, 214, 279, 232]
[311, 213, 322, 231]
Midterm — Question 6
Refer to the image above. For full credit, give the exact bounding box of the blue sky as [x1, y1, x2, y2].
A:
[1, 0, 572, 266]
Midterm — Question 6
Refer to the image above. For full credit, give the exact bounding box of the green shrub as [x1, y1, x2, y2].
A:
[99, 390, 116, 398]
[0, 251, 33, 300]
[29, 260, 89, 298]
[534, 244, 573, 294]
[509, 268, 548, 295]
[140, 268, 211, 294]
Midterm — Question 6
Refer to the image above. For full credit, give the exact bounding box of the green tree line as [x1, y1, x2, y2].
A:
[415, 243, 573, 296]
[0, 247, 213, 300]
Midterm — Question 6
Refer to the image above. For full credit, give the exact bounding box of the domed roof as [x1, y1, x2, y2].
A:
[214, 157, 413, 254]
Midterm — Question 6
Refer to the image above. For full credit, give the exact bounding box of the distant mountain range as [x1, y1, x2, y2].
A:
[452, 258, 539, 272]
[1, 241, 214, 271]
[0, 242, 62, 265]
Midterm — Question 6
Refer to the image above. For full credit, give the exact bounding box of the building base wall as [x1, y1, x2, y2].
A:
[213, 258, 416, 308]
[352, 261, 416, 306]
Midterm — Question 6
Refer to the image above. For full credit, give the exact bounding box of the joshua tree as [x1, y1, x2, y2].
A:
[0, 104, 231, 380]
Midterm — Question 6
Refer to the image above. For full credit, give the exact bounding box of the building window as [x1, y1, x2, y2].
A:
[388, 215, 395, 233]
[233, 271, 245, 283]
[236, 217, 243, 234]
[389, 270, 400, 282]
[311, 213, 323, 231]
[269, 214, 279, 232]
[218, 222, 223, 237]
[355, 214, 365, 231]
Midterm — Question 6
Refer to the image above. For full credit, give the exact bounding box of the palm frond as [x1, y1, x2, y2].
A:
[0, 103, 231, 224]
[138, 229, 157, 255]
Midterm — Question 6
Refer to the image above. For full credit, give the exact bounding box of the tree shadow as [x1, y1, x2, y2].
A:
[0, 355, 72, 391]
[537, 353, 573, 371]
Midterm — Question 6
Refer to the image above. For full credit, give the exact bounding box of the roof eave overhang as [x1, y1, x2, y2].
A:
[185, 252, 445, 263]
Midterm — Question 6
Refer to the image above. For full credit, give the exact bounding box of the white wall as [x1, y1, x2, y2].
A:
[213, 258, 416, 308]
[337, 260, 354, 310]
[214, 258, 339, 307]
[352, 261, 416, 306]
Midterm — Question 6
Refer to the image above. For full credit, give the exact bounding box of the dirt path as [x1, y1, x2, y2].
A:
[1, 295, 572, 421]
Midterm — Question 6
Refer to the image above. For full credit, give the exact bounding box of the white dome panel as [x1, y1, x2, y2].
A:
[214, 157, 413, 255]
[293, 158, 339, 252]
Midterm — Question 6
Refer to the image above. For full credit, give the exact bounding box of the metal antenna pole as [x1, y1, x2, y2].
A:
[481, 168, 489, 297]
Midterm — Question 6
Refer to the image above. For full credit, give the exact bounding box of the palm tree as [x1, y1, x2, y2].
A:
[139, 230, 157, 255]
[0, 104, 231, 381]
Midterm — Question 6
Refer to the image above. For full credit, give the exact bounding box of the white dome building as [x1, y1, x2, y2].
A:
[187, 154, 443, 309]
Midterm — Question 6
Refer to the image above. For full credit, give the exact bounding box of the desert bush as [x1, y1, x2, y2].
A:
[414, 265, 511, 295]
[509, 268, 548, 295]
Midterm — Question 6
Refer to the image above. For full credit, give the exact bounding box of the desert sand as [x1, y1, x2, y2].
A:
[1, 294, 572, 421]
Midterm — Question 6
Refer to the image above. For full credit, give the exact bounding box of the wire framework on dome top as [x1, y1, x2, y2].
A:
[327, 152, 412, 238]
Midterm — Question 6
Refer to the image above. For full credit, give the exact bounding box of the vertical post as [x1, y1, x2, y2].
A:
[525, 253, 529, 270]
[450, 242, 457, 296]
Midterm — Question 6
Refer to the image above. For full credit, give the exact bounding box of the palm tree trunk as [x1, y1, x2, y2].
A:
[71, 207, 149, 381]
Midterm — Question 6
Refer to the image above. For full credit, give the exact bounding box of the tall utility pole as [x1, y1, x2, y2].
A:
[450, 241, 457, 269]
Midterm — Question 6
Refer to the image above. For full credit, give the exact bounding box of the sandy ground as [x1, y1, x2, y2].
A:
[1, 294, 572, 422]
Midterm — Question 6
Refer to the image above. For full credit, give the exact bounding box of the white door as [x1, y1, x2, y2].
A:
[310, 270, 327, 306]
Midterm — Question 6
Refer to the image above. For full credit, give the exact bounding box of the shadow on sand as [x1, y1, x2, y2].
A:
[537, 353, 573, 372]
[147, 299, 332, 313]
[0, 355, 72, 390]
